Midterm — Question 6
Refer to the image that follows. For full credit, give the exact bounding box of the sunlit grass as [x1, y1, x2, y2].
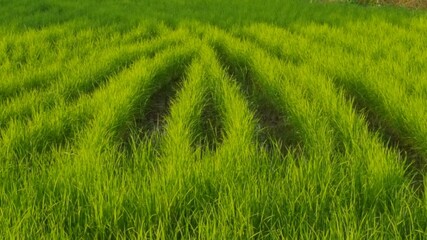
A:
[1, 0, 427, 238]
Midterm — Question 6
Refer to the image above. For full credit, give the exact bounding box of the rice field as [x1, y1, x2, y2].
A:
[1, 0, 427, 238]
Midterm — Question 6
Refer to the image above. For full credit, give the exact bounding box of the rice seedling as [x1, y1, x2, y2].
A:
[1, 0, 427, 238]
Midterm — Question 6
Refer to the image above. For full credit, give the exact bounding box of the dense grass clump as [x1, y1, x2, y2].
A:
[1, 0, 427, 238]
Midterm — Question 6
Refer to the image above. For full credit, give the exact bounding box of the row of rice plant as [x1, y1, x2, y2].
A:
[0, 23, 129, 100]
[0, 21, 178, 102]
[0, 26, 191, 129]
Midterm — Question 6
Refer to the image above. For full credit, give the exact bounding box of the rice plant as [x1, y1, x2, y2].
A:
[1, 0, 427, 238]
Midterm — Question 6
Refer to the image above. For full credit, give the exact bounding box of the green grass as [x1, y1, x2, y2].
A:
[1, 0, 427, 238]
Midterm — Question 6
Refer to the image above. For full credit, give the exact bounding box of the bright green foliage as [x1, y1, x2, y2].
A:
[1, 0, 427, 239]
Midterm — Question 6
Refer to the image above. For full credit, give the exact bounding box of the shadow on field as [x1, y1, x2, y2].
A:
[118, 73, 184, 156]
[197, 94, 223, 152]
[213, 51, 299, 157]
[140, 76, 181, 136]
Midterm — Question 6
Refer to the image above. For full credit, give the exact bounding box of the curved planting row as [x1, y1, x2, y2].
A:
[1, 22, 426, 238]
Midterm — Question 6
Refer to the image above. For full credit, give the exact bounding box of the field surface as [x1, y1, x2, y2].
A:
[1, 0, 427, 238]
